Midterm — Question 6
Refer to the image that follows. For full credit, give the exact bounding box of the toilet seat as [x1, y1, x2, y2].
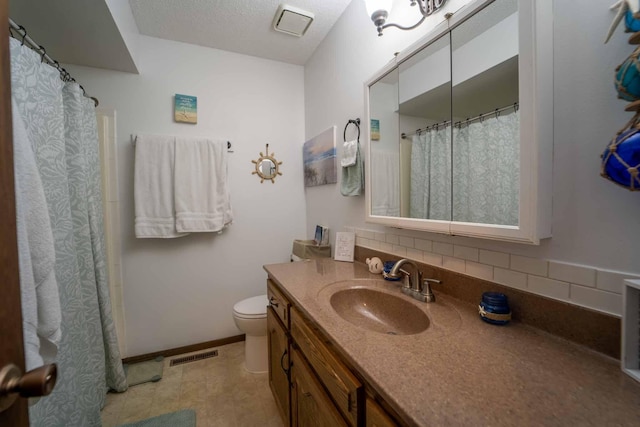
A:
[233, 294, 268, 319]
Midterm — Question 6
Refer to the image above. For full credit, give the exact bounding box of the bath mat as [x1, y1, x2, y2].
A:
[124, 356, 164, 387]
[117, 409, 195, 427]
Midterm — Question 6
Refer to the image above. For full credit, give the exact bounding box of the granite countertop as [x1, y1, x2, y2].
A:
[264, 258, 640, 427]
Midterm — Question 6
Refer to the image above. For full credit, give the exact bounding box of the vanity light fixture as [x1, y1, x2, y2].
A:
[364, 0, 448, 36]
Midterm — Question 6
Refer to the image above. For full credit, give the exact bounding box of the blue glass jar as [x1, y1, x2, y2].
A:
[479, 292, 511, 325]
[382, 261, 401, 281]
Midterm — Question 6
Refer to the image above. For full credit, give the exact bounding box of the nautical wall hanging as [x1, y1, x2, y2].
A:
[602, 0, 640, 190]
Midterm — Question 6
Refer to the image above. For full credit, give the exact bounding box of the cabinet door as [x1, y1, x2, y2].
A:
[268, 307, 290, 424]
[291, 349, 348, 427]
[366, 398, 399, 427]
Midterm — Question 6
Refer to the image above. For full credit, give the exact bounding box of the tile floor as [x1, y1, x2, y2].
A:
[101, 341, 284, 427]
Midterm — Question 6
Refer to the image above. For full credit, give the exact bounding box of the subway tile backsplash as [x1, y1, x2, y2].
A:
[351, 227, 639, 317]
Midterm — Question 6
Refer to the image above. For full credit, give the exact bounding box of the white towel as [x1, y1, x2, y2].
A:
[341, 139, 358, 167]
[174, 138, 233, 232]
[134, 134, 188, 238]
[13, 98, 61, 370]
[371, 150, 400, 216]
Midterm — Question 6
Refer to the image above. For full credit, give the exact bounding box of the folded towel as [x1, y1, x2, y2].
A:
[13, 98, 61, 370]
[134, 134, 187, 238]
[341, 141, 364, 196]
[174, 138, 233, 232]
[341, 140, 358, 167]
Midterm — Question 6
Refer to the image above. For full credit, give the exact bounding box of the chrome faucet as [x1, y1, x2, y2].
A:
[387, 259, 441, 303]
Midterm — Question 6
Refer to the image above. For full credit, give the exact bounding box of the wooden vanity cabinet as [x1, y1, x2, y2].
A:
[291, 348, 348, 427]
[290, 307, 363, 426]
[267, 279, 402, 427]
[267, 280, 291, 424]
[366, 398, 397, 427]
[267, 307, 290, 423]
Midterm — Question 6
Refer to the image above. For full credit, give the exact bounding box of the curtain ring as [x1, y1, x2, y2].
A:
[495, 108, 500, 119]
[38, 45, 46, 63]
[19, 25, 27, 46]
[80, 85, 87, 96]
[514, 102, 518, 113]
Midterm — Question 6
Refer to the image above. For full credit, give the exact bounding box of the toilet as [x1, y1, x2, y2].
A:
[232, 294, 269, 373]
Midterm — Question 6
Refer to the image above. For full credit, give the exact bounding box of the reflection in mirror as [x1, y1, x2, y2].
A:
[452, 0, 519, 225]
[369, 68, 401, 216]
[260, 159, 277, 178]
[399, 34, 451, 221]
[251, 144, 282, 183]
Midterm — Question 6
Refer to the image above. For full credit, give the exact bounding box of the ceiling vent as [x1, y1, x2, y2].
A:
[273, 4, 314, 37]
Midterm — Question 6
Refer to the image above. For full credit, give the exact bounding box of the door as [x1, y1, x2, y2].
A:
[0, 0, 30, 424]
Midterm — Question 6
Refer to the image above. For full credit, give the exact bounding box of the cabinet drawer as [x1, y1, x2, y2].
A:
[267, 279, 290, 328]
[291, 307, 363, 426]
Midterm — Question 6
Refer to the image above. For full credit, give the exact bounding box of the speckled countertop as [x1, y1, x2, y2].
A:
[264, 259, 640, 427]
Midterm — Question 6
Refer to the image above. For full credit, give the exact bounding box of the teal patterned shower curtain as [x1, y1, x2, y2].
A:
[10, 38, 127, 426]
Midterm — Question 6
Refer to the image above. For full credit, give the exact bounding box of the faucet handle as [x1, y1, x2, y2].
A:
[420, 278, 440, 303]
[398, 268, 411, 288]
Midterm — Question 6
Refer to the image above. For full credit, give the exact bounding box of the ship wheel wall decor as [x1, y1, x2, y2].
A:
[251, 144, 283, 183]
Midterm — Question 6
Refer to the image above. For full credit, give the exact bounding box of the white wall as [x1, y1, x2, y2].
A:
[67, 35, 306, 356]
[304, 0, 640, 315]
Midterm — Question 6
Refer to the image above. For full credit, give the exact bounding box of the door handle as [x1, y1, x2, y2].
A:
[0, 364, 57, 413]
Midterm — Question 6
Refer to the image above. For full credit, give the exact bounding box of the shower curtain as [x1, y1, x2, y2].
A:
[410, 126, 451, 220]
[10, 38, 127, 427]
[453, 111, 519, 225]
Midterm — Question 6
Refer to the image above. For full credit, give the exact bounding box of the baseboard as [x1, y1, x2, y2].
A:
[122, 334, 245, 365]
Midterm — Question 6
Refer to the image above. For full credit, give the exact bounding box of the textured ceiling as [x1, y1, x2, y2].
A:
[129, 0, 353, 65]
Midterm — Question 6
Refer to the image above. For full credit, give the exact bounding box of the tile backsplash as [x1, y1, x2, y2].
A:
[348, 227, 638, 317]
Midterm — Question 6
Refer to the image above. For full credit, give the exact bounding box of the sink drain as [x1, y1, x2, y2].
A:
[387, 331, 398, 335]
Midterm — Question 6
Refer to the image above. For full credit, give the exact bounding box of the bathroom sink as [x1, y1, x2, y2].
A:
[329, 288, 430, 335]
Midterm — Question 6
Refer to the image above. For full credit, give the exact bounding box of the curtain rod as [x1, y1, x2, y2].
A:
[8, 18, 99, 108]
[401, 102, 519, 139]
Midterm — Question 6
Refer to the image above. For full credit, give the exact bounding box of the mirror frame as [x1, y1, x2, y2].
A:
[364, 0, 553, 244]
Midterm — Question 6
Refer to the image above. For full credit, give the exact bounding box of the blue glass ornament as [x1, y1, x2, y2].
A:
[625, 10, 640, 32]
[615, 47, 640, 101]
[601, 127, 640, 190]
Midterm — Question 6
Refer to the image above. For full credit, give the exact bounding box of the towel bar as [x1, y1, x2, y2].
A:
[131, 134, 233, 152]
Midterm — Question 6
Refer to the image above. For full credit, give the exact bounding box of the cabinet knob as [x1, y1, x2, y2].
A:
[269, 297, 279, 308]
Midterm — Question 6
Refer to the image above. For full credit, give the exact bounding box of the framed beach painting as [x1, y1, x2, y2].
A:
[303, 126, 337, 187]
[174, 94, 197, 124]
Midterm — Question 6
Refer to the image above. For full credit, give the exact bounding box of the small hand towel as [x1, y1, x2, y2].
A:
[174, 138, 233, 233]
[134, 134, 187, 238]
[341, 141, 364, 196]
[13, 98, 61, 370]
[341, 140, 358, 167]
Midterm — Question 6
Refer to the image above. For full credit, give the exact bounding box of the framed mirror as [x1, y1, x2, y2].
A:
[252, 144, 282, 183]
[364, 0, 553, 244]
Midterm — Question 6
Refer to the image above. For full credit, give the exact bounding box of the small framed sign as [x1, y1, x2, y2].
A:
[174, 94, 197, 124]
[370, 119, 380, 140]
[334, 232, 355, 262]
